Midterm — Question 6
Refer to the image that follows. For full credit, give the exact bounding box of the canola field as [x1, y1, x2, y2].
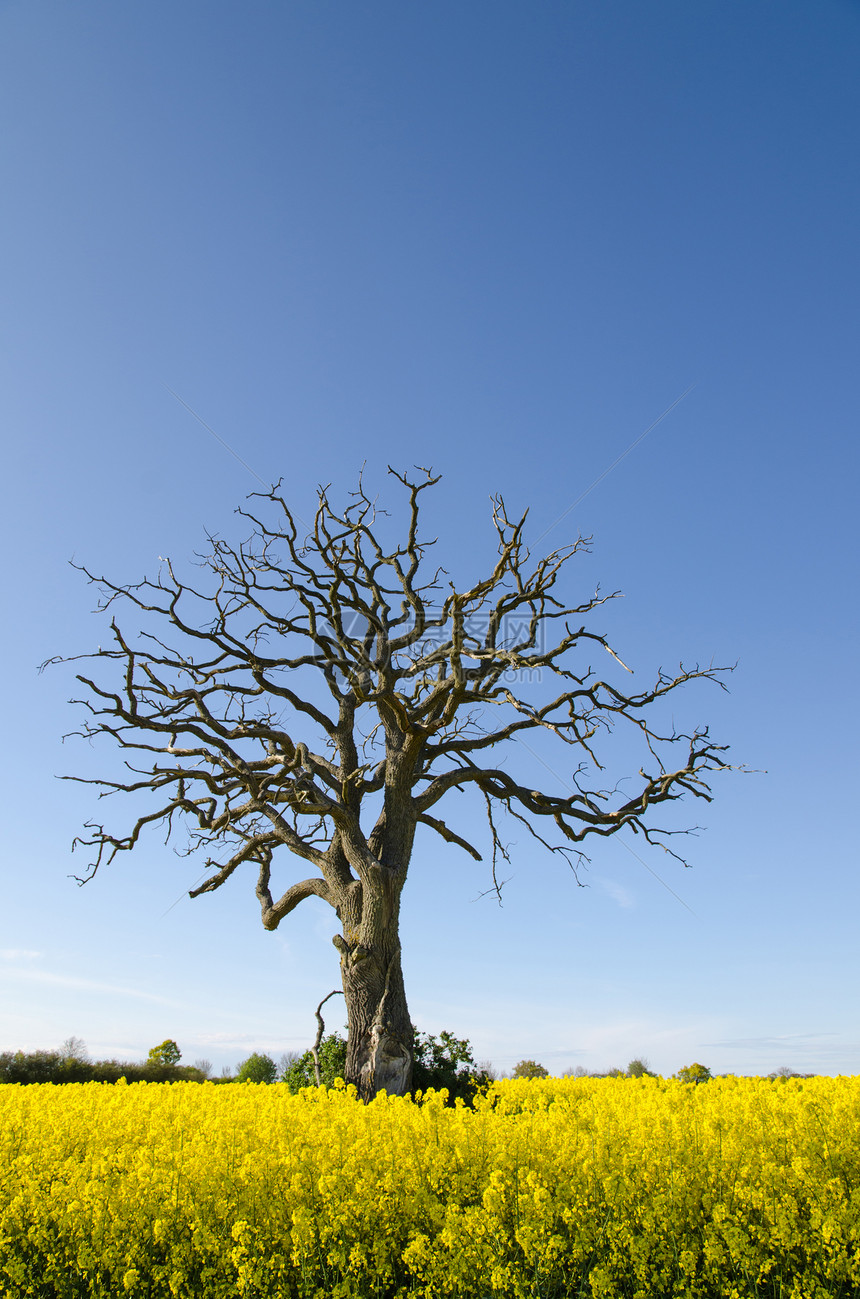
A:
[1, 1075, 858, 1299]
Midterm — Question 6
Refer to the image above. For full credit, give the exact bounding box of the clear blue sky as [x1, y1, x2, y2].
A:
[1, 0, 857, 1078]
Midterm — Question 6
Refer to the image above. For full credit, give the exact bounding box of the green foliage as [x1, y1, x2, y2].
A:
[0, 1050, 66, 1084]
[412, 1030, 491, 1104]
[147, 1040, 182, 1068]
[627, 1058, 656, 1078]
[677, 1061, 712, 1085]
[0, 1048, 205, 1085]
[512, 1059, 549, 1079]
[280, 1028, 490, 1104]
[235, 1052, 278, 1084]
[282, 1034, 348, 1091]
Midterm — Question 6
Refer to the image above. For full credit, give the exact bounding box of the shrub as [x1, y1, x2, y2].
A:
[282, 1034, 347, 1091]
[0, 1050, 64, 1084]
[147, 1040, 182, 1068]
[627, 1058, 656, 1078]
[676, 1062, 712, 1084]
[235, 1053, 278, 1084]
[412, 1030, 491, 1104]
[512, 1059, 549, 1080]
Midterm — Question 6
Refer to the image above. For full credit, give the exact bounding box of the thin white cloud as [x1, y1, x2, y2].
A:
[194, 1030, 311, 1049]
[702, 1032, 840, 1049]
[599, 879, 636, 909]
[0, 949, 43, 961]
[0, 965, 184, 1008]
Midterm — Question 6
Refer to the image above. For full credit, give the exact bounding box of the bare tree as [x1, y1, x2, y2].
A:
[49, 468, 731, 1098]
[277, 1050, 301, 1078]
[60, 1036, 90, 1063]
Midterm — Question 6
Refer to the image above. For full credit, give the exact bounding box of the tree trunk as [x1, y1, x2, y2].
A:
[335, 921, 412, 1099]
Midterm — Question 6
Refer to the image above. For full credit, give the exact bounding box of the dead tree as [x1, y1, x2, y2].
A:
[50, 468, 731, 1098]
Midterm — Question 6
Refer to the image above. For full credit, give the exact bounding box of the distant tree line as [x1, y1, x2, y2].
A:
[0, 1039, 207, 1085]
[0, 1038, 816, 1090]
[0, 1031, 495, 1102]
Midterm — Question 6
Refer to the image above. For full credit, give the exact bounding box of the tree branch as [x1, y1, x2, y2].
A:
[418, 813, 483, 861]
[52, 468, 733, 927]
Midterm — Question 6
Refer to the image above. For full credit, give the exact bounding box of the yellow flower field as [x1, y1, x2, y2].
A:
[1, 1075, 858, 1298]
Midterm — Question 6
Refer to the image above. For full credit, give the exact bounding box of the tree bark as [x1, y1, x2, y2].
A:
[343, 944, 412, 1100]
[334, 889, 412, 1099]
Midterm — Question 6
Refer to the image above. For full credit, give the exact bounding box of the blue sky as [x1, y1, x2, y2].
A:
[1, 0, 858, 1078]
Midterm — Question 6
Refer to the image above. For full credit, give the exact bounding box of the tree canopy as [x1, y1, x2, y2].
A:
[147, 1040, 181, 1068]
[512, 1059, 550, 1080]
[236, 1052, 279, 1084]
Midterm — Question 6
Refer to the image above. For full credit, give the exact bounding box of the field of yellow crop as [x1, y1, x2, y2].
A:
[1, 1075, 858, 1298]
